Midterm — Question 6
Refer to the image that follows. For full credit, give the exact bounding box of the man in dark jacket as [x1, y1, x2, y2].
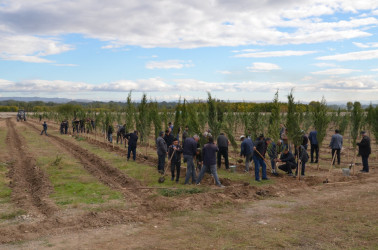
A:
[276, 147, 296, 176]
[183, 135, 199, 184]
[240, 135, 253, 172]
[164, 128, 175, 149]
[125, 130, 138, 161]
[357, 131, 371, 173]
[196, 136, 224, 187]
[329, 129, 343, 165]
[117, 124, 126, 144]
[217, 133, 229, 169]
[168, 138, 183, 183]
[156, 131, 167, 174]
[40, 121, 48, 136]
[107, 125, 113, 143]
[308, 130, 319, 163]
[253, 134, 268, 181]
[295, 145, 309, 177]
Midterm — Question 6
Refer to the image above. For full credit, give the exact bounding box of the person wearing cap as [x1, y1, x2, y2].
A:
[329, 129, 343, 165]
[308, 129, 319, 163]
[168, 138, 183, 183]
[156, 131, 167, 174]
[125, 130, 138, 161]
[217, 132, 230, 170]
[196, 136, 224, 187]
[266, 138, 278, 176]
[183, 134, 199, 184]
[357, 131, 371, 173]
[240, 135, 254, 172]
[253, 134, 268, 181]
[164, 128, 175, 149]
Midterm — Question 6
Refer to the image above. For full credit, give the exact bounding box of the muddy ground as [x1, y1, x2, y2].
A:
[0, 117, 377, 249]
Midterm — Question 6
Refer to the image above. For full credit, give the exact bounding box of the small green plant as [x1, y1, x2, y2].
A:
[52, 155, 63, 166]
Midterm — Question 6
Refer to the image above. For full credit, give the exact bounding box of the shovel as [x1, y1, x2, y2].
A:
[158, 149, 176, 183]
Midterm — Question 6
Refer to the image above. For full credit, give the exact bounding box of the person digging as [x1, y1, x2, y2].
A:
[168, 138, 183, 183]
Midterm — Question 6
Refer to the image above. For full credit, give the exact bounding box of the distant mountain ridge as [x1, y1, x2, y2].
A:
[0, 97, 92, 103]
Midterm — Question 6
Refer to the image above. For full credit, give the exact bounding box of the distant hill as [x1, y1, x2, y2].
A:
[0, 97, 92, 103]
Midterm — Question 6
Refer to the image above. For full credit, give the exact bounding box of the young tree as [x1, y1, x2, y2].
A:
[268, 90, 281, 141]
[312, 97, 330, 169]
[137, 94, 148, 143]
[125, 91, 135, 133]
[207, 93, 222, 138]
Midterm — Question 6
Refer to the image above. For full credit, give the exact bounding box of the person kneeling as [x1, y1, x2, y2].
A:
[276, 147, 296, 176]
[196, 137, 224, 187]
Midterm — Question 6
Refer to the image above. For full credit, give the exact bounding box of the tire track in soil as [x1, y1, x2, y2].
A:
[5, 118, 58, 217]
[25, 121, 146, 202]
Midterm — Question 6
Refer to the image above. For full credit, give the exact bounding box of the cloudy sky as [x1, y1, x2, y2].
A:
[1, 0, 378, 103]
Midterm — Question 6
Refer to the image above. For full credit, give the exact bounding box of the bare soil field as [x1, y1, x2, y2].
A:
[0, 117, 377, 249]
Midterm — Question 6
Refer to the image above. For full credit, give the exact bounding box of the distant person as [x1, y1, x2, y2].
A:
[117, 124, 126, 144]
[156, 131, 167, 174]
[182, 125, 189, 145]
[217, 132, 229, 170]
[39, 114, 42, 122]
[125, 130, 138, 161]
[40, 121, 48, 136]
[276, 147, 296, 176]
[308, 129, 319, 163]
[196, 136, 224, 187]
[168, 138, 183, 183]
[329, 129, 343, 165]
[357, 131, 371, 173]
[107, 124, 113, 143]
[164, 128, 175, 149]
[64, 120, 68, 134]
[301, 131, 309, 150]
[295, 144, 309, 177]
[279, 123, 286, 139]
[253, 134, 268, 181]
[183, 134, 199, 184]
[266, 138, 278, 176]
[60, 121, 65, 134]
[240, 135, 253, 172]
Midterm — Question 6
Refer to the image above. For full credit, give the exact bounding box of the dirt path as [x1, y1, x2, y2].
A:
[25, 120, 146, 203]
[5, 118, 58, 217]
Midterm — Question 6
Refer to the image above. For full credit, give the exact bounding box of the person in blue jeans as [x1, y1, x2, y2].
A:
[40, 121, 48, 136]
[196, 136, 224, 187]
[253, 134, 268, 182]
[183, 135, 199, 184]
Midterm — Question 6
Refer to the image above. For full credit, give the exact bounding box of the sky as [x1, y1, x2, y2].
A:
[1, 0, 378, 103]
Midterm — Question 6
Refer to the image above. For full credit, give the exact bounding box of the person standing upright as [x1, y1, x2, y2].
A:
[164, 128, 175, 149]
[183, 135, 199, 184]
[168, 138, 183, 183]
[216, 132, 229, 170]
[308, 129, 319, 163]
[40, 121, 48, 136]
[156, 131, 167, 174]
[329, 129, 343, 165]
[125, 130, 138, 161]
[182, 125, 189, 145]
[196, 136, 224, 187]
[240, 135, 254, 172]
[253, 134, 268, 181]
[357, 131, 371, 173]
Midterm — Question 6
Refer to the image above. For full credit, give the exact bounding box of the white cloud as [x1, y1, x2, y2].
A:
[146, 60, 194, 69]
[0, 34, 73, 63]
[317, 49, 378, 61]
[1, 1, 378, 49]
[313, 62, 338, 67]
[353, 41, 378, 48]
[311, 68, 361, 75]
[371, 68, 378, 71]
[235, 50, 317, 58]
[217, 70, 232, 75]
[247, 62, 281, 72]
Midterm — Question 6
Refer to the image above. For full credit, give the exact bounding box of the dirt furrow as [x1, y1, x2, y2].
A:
[25, 121, 145, 202]
[5, 118, 58, 216]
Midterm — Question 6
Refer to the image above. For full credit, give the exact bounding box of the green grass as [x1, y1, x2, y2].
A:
[0, 209, 26, 220]
[158, 187, 205, 197]
[19, 126, 123, 207]
[0, 128, 12, 204]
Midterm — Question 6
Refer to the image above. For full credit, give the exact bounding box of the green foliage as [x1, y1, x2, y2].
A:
[125, 91, 135, 133]
[311, 97, 330, 146]
[187, 102, 201, 137]
[372, 106, 378, 144]
[137, 94, 149, 142]
[172, 99, 181, 136]
[207, 93, 222, 137]
[56, 104, 82, 116]
[286, 90, 302, 147]
[350, 102, 364, 147]
[338, 114, 349, 136]
[149, 101, 161, 139]
[268, 90, 281, 141]
[158, 188, 204, 197]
